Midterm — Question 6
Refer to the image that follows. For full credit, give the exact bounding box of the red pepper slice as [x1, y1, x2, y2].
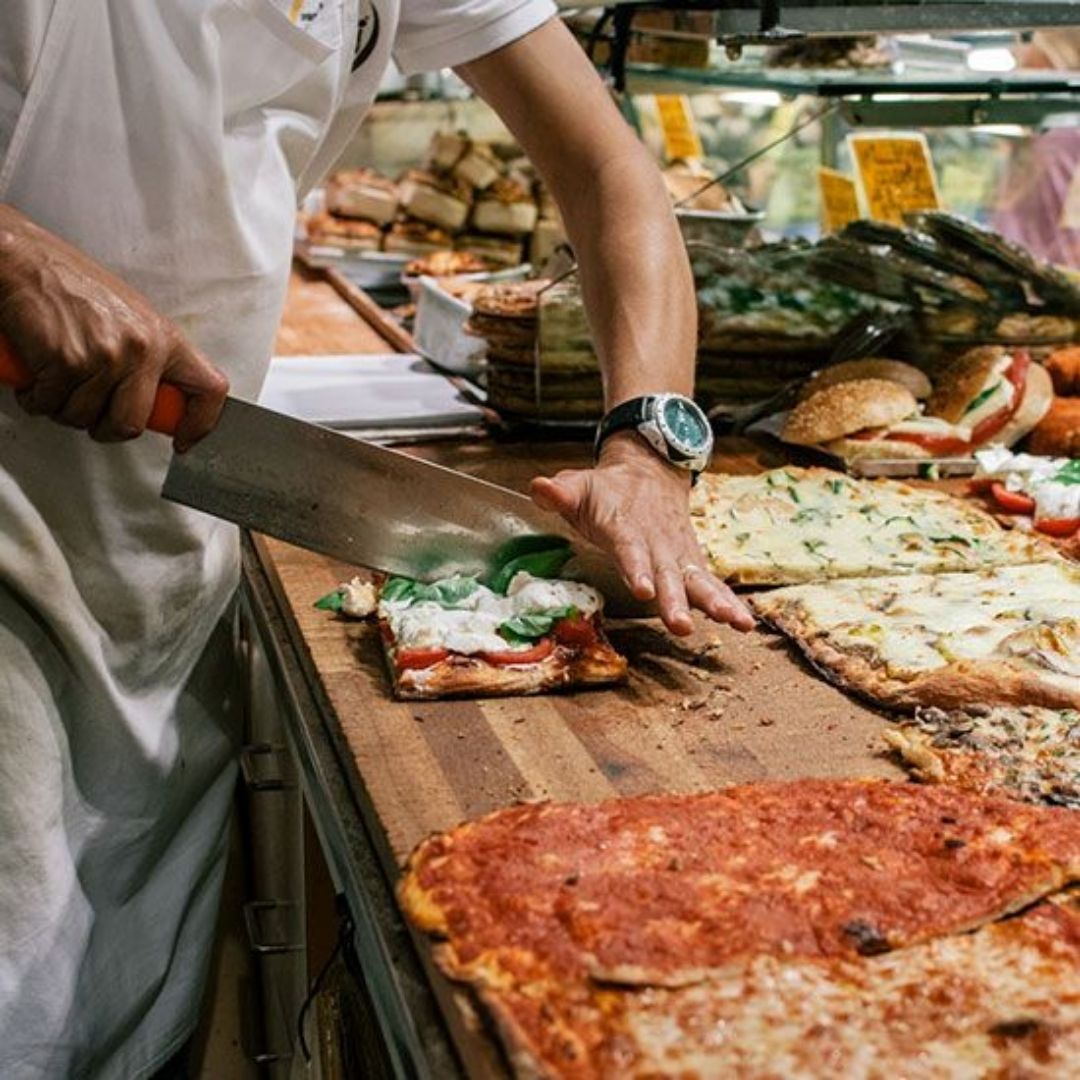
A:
[990, 482, 1036, 515]
[480, 637, 556, 666]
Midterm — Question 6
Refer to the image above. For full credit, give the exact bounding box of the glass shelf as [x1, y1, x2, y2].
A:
[622, 63, 1080, 126]
[558, 1, 1080, 38]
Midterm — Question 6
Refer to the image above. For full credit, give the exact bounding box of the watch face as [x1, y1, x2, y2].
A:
[661, 396, 710, 452]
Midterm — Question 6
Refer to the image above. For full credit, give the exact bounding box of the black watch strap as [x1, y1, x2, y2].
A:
[594, 396, 653, 460]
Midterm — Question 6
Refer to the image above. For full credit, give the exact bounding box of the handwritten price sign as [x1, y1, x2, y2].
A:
[848, 133, 942, 225]
[818, 167, 860, 233]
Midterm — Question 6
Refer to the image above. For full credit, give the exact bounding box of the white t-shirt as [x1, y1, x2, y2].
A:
[0, 2, 553, 1078]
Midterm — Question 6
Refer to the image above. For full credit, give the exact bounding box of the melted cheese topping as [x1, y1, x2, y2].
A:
[690, 467, 1051, 584]
[379, 572, 602, 655]
[886, 414, 973, 440]
[339, 577, 378, 618]
[768, 562, 1080, 684]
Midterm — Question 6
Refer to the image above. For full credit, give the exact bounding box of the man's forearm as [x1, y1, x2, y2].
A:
[552, 143, 696, 406]
[457, 19, 698, 408]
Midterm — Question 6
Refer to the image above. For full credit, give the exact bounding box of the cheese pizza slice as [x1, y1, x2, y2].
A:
[690, 466, 1056, 586]
[885, 705, 1080, 808]
[751, 561, 1080, 711]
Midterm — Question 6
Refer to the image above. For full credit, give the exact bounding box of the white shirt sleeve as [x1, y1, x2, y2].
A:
[393, 0, 557, 75]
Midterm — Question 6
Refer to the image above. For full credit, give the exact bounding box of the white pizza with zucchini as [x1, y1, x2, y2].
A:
[690, 466, 1056, 586]
[316, 540, 627, 700]
[752, 561, 1080, 711]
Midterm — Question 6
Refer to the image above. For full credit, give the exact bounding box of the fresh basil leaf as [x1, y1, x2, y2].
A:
[427, 576, 480, 606]
[379, 577, 418, 603]
[314, 590, 343, 612]
[379, 574, 480, 608]
[1054, 459, 1080, 486]
[929, 534, 972, 546]
[962, 382, 1001, 416]
[487, 537, 573, 595]
[498, 605, 578, 644]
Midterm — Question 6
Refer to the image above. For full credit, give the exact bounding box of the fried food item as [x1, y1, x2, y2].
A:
[1046, 346, 1080, 397]
[1028, 397, 1080, 457]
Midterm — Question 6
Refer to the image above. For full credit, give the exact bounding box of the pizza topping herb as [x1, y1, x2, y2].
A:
[499, 605, 578, 644]
[485, 535, 573, 595]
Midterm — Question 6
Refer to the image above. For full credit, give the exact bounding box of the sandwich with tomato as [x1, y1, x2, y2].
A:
[315, 539, 627, 700]
[782, 346, 1053, 462]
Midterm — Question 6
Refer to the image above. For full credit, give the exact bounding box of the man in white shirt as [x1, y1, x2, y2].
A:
[0, 4, 751, 1076]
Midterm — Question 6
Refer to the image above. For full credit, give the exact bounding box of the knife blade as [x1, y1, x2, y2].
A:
[0, 340, 646, 614]
[166, 396, 642, 602]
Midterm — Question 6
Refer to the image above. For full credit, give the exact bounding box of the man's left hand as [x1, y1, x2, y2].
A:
[531, 434, 755, 636]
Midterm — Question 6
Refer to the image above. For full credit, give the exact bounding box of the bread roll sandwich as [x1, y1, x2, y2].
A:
[796, 358, 932, 403]
[924, 346, 1053, 450]
[782, 347, 1053, 461]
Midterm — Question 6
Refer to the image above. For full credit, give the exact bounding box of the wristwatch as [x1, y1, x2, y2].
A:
[594, 393, 714, 477]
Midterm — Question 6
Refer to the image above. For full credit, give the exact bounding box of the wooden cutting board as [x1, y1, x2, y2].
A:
[255, 437, 905, 868]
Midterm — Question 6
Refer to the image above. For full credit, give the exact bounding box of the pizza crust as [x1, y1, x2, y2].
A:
[388, 641, 627, 701]
[752, 593, 1080, 712]
[751, 563, 1080, 713]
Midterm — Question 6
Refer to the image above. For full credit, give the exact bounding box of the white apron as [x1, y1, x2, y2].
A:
[0, 2, 388, 1077]
[0, 0, 551, 1075]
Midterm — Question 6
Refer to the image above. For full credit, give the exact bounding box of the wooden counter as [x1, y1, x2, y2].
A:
[249, 264, 908, 1078]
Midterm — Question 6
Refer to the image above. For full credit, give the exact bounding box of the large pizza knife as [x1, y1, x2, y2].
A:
[0, 342, 646, 613]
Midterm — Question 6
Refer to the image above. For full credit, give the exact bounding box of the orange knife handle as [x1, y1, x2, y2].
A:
[0, 333, 187, 437]
[146, 383, 187, 438]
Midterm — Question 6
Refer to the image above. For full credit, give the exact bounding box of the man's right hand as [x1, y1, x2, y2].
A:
[0, 203, 229, 451]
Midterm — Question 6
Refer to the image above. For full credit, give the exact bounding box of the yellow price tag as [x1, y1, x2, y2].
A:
[818, 167, 860, 233]
[848, 133, 942, 226]
[654, 95, 703, 162]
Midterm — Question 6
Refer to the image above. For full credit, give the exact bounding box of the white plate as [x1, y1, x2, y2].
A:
[259, 354, 483, 430]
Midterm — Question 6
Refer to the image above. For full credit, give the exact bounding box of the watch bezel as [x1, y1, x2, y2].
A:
[651, 393, 714, 463]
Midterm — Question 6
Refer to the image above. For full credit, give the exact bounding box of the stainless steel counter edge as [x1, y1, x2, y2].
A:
[241, 536, 465, 1080]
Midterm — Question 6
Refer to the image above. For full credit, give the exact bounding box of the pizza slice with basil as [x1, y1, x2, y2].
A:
[316, 540, 626, 700]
